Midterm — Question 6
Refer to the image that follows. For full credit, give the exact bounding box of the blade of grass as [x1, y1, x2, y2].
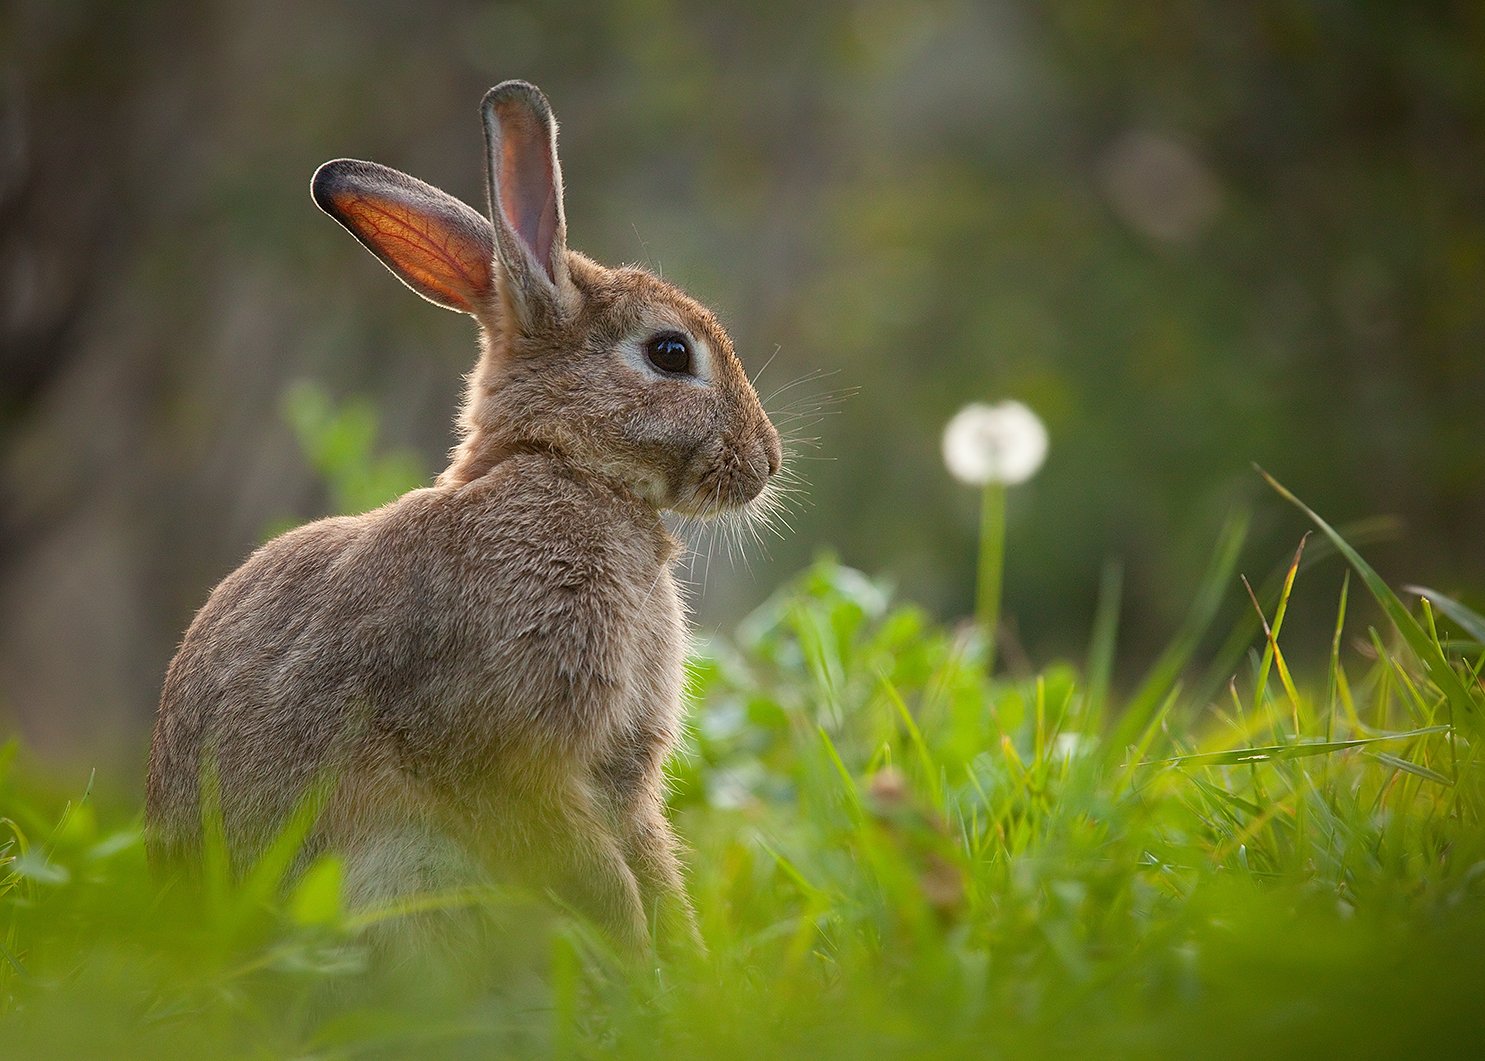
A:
[1085, 560, 1123, 721]
[1406, 586, 1485, 645]
[1326, 571, 1351, 743]
[1260, 469, 1481, 736]
[1114, 685, 1182, 784]
[1190, 774, 1266, 820]
[0, 938, 24, 980]
[1245, 535, 1308, 730]
[1191, 516, 1400, 709]
[1369, 751, 1452, 787]
[1123, 513, 1248, 734]
[879, 678, 943, 809]
[343, 885, 505, 931]
[816, 726, 863, 820]
[1148, 724, 1450, 767]
[230, 771, 336, 932]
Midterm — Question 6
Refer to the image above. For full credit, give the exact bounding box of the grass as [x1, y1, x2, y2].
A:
[4, 491, 1485, 1058]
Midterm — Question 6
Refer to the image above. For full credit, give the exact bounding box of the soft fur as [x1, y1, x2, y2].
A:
[145, 81, 781, 953]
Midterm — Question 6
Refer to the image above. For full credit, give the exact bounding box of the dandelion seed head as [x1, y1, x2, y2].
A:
[941, 400, 1048, 486]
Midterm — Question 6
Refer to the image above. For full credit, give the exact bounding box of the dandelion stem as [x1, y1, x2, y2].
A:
[976, 481, 1007, 675]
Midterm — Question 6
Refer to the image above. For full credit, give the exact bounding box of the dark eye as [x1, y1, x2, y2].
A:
[645, 332, 692, 375]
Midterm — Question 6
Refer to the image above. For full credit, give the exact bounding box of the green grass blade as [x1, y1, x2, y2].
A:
[1405, 585, 1485, 646]
[1085, 560, 1123, 720]
[1245, 536, 1307, 731]
[232, 771, 335, 928]
[1150, 724, 1450, 767]
[1123, 513, 1248, 730]
[1326, 571, 1351, 743]
[879, 677, 943, 808]
[1260, 469, 1481, 735]
[1369, 751, 1453, 787]
[816, 726, 864, 820]
[1191, 516, 1399, 709]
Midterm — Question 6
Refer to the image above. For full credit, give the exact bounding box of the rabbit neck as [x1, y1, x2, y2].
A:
[439, 432, 525, 487]
[442, 437, 682, 562]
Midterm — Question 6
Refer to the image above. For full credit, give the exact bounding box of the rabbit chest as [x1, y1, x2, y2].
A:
[383, 454, 688, 786]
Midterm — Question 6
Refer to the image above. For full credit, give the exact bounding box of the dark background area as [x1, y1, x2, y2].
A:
[3, 0, 1483, 772]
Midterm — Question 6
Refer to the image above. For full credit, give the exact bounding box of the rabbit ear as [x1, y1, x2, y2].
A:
[480, 81, 571, 321]
[312, 160, 495, 315]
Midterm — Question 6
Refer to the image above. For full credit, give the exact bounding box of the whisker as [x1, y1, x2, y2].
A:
[771, 391, 856, 412]
[762, 368, 840, 408]
[751, 343, 784, 382]
[768, 385, 858, 416]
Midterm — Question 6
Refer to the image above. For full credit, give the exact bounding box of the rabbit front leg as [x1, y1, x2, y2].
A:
[595, 734, 701, 951]
[622, 800, 701, 952]
[517, 775, 650, 956]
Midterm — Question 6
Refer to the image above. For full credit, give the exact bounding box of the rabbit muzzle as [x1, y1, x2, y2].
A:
[676, 424, 780, 516]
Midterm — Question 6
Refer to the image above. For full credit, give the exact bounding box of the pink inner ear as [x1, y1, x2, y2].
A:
[496, 103, 559, 281]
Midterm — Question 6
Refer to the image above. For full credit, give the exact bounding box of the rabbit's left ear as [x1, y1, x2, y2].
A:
[312, 159, 495, 315]
[481, 81, 572, 323]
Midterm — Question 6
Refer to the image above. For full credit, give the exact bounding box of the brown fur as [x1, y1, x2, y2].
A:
[144, 81, 780, 954]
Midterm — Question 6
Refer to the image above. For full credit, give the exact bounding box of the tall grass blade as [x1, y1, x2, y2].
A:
[1150, 724, 1450, 767]
[1245, 535, 1307, 728]
[1123, 514, 1247, 728]
[880, 677, 943, 808]
[1191, 516, 1399, 709]
[231, 772, 336, 931]
[816, 726, 863, 819]
[1085, 560, 1123, 720]
[1405, 586, 1485, 646]
[1369, 751, 1452, 787]
[1260, 469, 1481, 735]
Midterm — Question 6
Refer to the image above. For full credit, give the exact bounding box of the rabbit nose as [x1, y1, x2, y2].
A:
[762, 427, 782, 477]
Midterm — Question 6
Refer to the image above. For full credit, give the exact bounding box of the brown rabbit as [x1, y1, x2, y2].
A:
[145, 81, 781, 953]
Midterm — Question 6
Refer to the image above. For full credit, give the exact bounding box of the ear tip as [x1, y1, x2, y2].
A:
[480, 80, 553, 123]
[311, 159, 366, 212]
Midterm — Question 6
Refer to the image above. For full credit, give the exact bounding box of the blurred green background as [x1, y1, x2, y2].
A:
[3, 0, 1483, 770]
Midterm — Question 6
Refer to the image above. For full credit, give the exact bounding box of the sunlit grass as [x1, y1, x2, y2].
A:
[4, 486, 1485, 1058]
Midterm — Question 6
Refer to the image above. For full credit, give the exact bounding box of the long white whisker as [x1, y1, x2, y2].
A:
[752, 343, 784, 382]
[762, 368, 840, 408]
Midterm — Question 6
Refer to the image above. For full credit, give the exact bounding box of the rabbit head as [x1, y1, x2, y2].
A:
[311, 81, 781, 518]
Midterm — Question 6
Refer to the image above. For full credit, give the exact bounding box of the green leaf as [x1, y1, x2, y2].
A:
[86, 828, 143, 862]
[289, 855, 345, 926]
[12, 850, 70, 886]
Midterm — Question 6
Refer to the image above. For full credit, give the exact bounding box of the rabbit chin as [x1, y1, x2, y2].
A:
[668, 466, 771, 518]
[570, 452, 753, 517]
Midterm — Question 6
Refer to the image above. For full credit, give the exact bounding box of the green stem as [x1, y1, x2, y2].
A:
[976, 481, 1007, 676]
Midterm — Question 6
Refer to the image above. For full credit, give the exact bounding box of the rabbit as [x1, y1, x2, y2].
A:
[144, 80, 782, 955]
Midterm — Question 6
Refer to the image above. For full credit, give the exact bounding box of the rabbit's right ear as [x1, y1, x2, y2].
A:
[481, 81, 573, 326]
[312, 160, 495, 315]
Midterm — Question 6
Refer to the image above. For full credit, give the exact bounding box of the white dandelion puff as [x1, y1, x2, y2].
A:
[941, 401, 1048, 486]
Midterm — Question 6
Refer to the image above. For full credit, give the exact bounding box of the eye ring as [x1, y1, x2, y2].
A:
[644, 332, 693, 376]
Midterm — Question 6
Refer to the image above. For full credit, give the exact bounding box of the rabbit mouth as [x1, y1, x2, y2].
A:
[674, 447, 772, 517]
